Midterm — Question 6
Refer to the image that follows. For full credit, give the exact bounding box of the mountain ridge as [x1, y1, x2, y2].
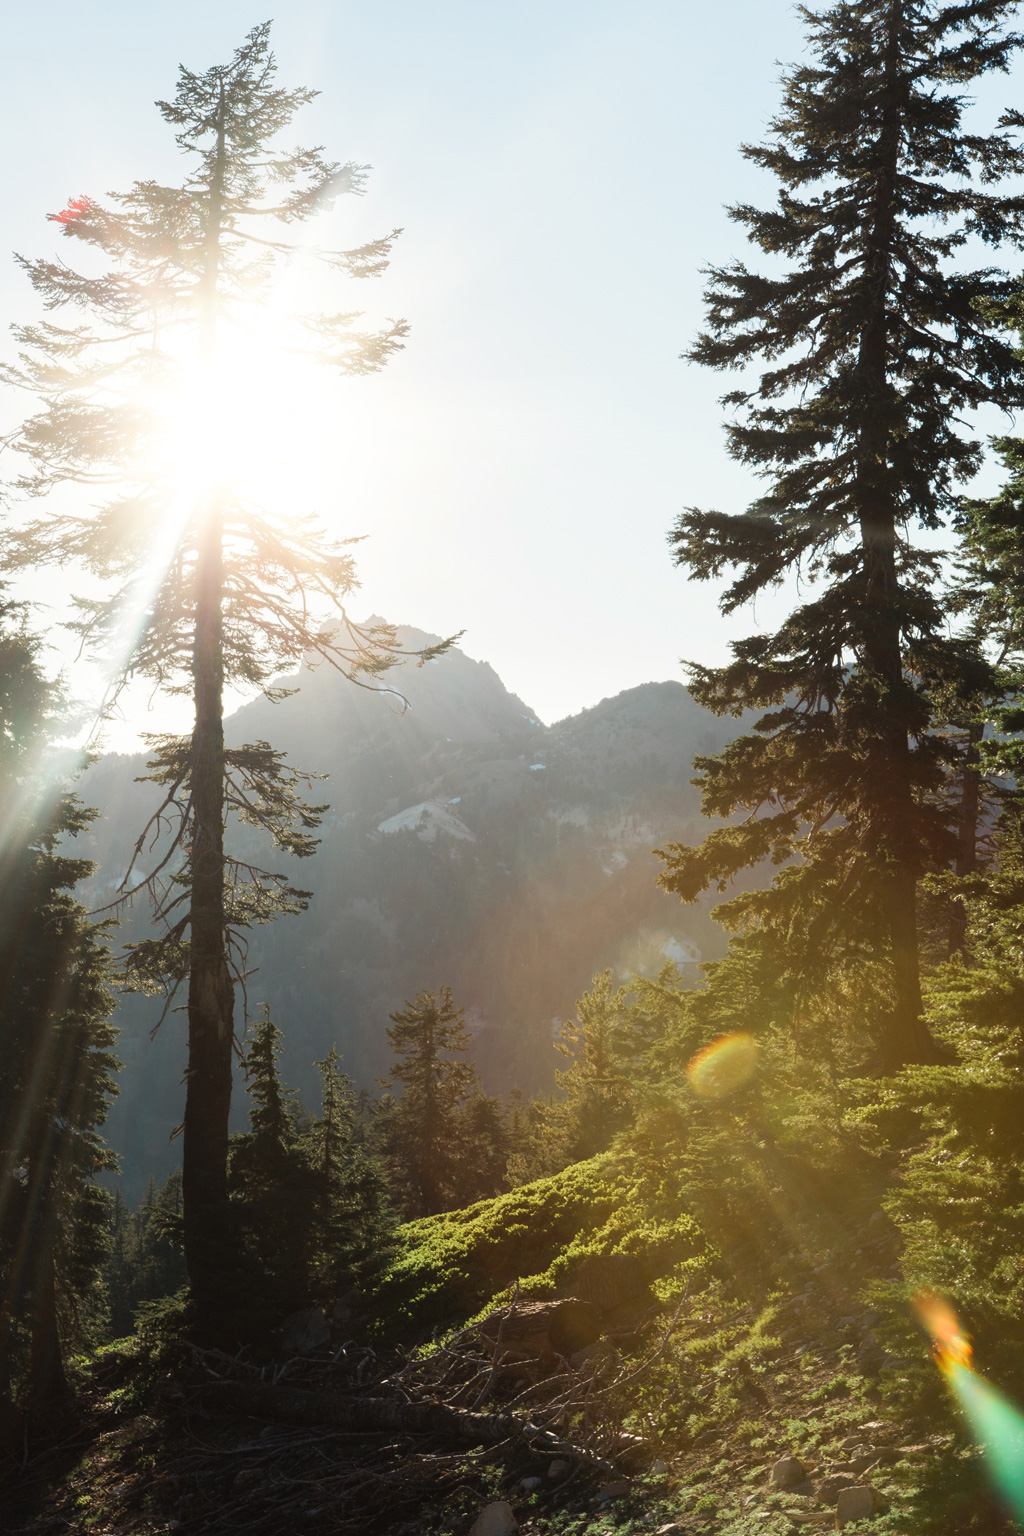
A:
[79, 629, 737, 1199]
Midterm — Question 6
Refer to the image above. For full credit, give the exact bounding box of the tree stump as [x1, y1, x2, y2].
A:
[479, 1298, 601, 1361]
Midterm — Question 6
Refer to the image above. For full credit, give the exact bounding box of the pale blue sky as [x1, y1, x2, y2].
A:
[2, 2, 1021, 733]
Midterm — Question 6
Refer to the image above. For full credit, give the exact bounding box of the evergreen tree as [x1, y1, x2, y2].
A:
[452, 1091, 510, 1206]
[104, 1172, 187, 1338]
[0, 609, 117, 1437]
[658, 1, 1024, 1070]
[1, 24, 450, 1326]
[503, 1088, 550, 1189]
[229, 1009, 317, 1322]
[541, 972, 640, 1166]
[227, 1021, 394, 1324]
[307, 1046, 394, 1296]
[380, 988, 478, 1217]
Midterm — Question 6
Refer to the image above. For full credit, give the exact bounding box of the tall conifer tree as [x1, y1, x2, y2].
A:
[380, 988, 478, 1217]
[0, 609, 117, 1437]
[659, 1, 1024, 1068]
[1, 25, 448, 1325]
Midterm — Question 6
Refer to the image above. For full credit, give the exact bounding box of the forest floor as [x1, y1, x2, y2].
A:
[2, 1210, 1006, 1536]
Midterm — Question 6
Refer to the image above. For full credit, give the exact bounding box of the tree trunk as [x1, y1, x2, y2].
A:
[854, 0, 940, 1071]
[182, 80, 235, 1326]
[947, 724, 982, 955]
[25, 1221, 69, 1417]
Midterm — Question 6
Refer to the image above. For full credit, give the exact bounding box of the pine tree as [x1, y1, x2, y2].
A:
[927, 426, 1024, 951]
[659, 0, 1024, 1069]
[543, 972, 636, 1165]
[229, 1009, 317, 1322]
[0, 608, 117, 1438]
[451, 1092, 509, 1206]
[1, 23, 451, 1326]
[104, 1172, 187, 1337]
[380, 988, 479, 1217]
[307, 1046, 394, 1296]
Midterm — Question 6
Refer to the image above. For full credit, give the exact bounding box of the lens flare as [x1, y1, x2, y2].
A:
[914, 1290, 1024, 1524]
[914, 1288, 972, 1370]
[686, 1031, 759, 1099]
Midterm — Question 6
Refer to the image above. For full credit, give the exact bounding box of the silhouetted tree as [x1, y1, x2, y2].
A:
[661, 0, 1024, 1068]
[2, 23, 450, 1327]
[0, 609, 117, 1439]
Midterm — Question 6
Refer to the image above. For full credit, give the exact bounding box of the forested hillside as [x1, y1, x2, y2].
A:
[80, 630, 740, 1200]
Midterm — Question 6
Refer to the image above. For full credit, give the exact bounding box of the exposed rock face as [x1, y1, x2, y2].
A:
[80, 628, 744, 1198]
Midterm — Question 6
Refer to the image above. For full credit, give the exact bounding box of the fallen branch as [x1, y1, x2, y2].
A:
[197, 1381, 617, 1473]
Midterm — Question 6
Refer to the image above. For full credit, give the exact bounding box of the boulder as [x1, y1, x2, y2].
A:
[547, 1459, 570, 1479]
[817, 1472, 861, 1505]
[519, 1476, 542, 1493]
[279, 1306, 330, 1355]
[469, 1502, 518, 1536]
[836, 1485, 886, 1525]
[771, 1455, 808, 1489]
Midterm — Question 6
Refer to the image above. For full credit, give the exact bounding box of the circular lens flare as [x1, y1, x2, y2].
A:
[687, 1031, 760, 1099]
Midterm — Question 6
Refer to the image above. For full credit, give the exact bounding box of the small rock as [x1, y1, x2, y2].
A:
[859, 1420, 886, 1432]
[279, 1305, 330, 1355]
[519, 1477, 542, 1493]
[547, 1459, 570, 1479]
[839, 1436, 865, 1451]
[469, 1502, 518, 1536]
[771, 1455, 808, 1489]
[650, 1458, 670, 1475]
[835, 1485, 886, 1525]
[656, 1525, 683, 1535]
[596, 1480, 630, 1501]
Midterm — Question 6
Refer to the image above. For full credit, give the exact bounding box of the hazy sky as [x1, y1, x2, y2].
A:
[2, 2, 1021, 738]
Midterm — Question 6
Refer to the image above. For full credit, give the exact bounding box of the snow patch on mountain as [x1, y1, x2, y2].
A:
[376, 801, 476, 843]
